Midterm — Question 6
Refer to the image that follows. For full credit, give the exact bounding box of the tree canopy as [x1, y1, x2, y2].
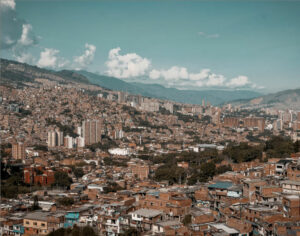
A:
[53, 171, 73, 189]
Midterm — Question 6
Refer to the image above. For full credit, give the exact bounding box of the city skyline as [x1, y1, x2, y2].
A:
[1, 1, 300, 234]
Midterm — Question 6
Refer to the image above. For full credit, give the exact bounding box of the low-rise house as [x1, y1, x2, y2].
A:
[152, 220, 183, 235]
[139, 191, 192, 219]
[282, 195, 300, 219]
[2, 216, 23, 236]
[130, 208, 164, 231]
[254, 185, 282, 203]
[23, 212, 49, 235]
[226, 216, 252, 236]
[208, 223, 240, 236]
[242, 179, 267, 203]
[287, 162, 300, 181]
[64, 205, 94, 228]
[275, 159, 293, 177]
[190, 208, 215, 224]
[281, 180, 300, 194]
[13, 224, 25, 236]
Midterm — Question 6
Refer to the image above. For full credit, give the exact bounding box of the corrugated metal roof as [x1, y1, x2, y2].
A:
[208, 181, 233, 189]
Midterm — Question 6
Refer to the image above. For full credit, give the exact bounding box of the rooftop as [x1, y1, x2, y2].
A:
[156, 220, 181, 227]
[208, 181, 233, 190]
[210, 223, 239, 234]
[24, 212, 49, 221]
[131, 208, 163, 218]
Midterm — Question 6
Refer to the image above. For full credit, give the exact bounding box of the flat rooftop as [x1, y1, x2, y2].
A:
[131, 208, 163, 218]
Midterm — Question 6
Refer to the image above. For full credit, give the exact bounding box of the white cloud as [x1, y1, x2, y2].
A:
[198, 32, 220, 39]
[1, 0, 39, 65]
[1, 0, 38, 50]
[189, 69, 210, 81]
[0, 0, 15, 9]
[14, 52, 35, 64]
[207, 34, 220, 39]
[4, 36, 15, 46]
[150, 67, 210, 81]
[149, 66, 188, 81]
[106, 47, 151, 79]
[37, 48, 68, 69]
[12, 24, 38, 64]
[37, 48, 59, 68]
[74, 43, 96, 69]
[103, 47, 261, 90]
[251, 83, 265, 90]
[149, 69, 161, 80]
[18, 24, 35, 46]
[147, 65, 256, 89]
[206, 74, 226, 86]
[226, 75, 250, 88]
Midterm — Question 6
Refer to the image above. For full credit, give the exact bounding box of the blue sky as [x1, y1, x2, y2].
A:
[1, 0, 300, 92]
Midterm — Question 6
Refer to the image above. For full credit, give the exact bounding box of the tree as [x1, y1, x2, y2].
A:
[216, 165, 232, 175]
[223, 143, 262, 163]
[182, 214, 192, 226]
[154, 165, 185, 184]
[48, 228, 65, 236]
[71, 225, 80, 236]
[188, 162, 216, 184]
[34, 145, 48, 151]
[53, 171, 72, 189]
[294, 140, 300, 153]
[81, 226, 97, 236]
[121, 228, 139, 236]
[57, 197, 74, 206]
[73, 168, 84, 179]
[105, 182, 124, 193]
[31, 195, 41, 210]
[200, 162, 216, 178]
[264, 136, 294, 158]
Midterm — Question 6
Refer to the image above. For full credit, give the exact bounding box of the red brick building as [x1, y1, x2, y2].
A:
[24, 166, 55, 186]
[282, 195, 300, 219]
[139, 192, 192, 218]
[129, 163, 150, 180]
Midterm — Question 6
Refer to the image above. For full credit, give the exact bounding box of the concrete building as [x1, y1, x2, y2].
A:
[243, 117, 265, 132]
[129, 162, 150, 180]
[12, 142, 26, 159]
[76, 136, 85, 148]
[223, 117, 240, 128]
[47, 130, 64, 147]
[64, 135, 74, 149]
[82, 120, 102, 146]
[117, 91, 126, 103]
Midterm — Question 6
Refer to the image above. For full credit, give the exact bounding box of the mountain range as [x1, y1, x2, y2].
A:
[227, 88, 300, 110]
[74, 70, 262, 105]
[2, 58, 299, 108]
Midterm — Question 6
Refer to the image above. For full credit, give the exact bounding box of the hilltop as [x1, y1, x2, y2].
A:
[228, 88, 300, 110]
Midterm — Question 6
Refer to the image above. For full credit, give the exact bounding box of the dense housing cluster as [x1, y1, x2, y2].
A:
[1, 65, 300, 236]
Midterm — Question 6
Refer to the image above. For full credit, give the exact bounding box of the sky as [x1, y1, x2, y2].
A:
[1, 0, 300, 93]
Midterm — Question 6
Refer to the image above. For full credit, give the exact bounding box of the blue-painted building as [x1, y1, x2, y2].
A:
[13, 224, 24, 236]
[64, 212, 80, 228]
[64, 205, 94, 228]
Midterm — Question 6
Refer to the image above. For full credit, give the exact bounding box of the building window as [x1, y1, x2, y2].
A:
[26, 221, 30, 225]
[41, 223, 45, 226]
[33, 222, 37, 226]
